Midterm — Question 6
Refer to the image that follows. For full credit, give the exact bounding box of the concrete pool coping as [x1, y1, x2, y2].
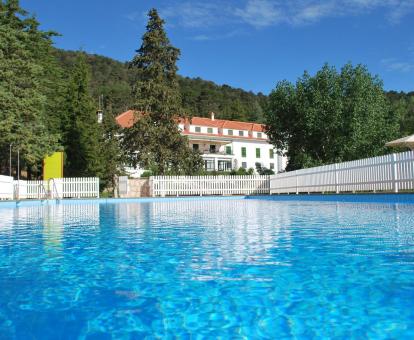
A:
[1, 193, 414, 208]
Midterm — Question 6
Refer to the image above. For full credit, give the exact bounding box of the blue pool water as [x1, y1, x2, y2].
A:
[1, 197, 414, 338]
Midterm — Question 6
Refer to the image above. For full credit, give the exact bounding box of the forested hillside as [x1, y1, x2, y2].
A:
[55, 49, 414, 132]
[54, 49, 268, 122]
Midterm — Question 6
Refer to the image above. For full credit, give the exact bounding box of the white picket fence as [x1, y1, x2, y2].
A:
[151, 175, 270, 197]
[60, 177, 100, 198]
[3, 177, 100, 200]
[270, 151, 414, 194]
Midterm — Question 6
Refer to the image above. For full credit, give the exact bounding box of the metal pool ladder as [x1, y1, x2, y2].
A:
[48, 178, 62, 203]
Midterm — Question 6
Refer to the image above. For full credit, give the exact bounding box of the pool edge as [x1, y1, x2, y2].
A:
[1, 193, 414, 208]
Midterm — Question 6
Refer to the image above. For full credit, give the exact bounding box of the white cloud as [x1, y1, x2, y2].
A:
[128, 0, 414, 31]
[234, 0, 283, 28]
[291, 2, 337, 24]
[381, 58, 414, 73]
[160, 2, 232, 29]
[387, 0, 414, 23]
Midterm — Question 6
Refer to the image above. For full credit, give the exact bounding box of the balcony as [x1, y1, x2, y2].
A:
[200, 150, 233, 156]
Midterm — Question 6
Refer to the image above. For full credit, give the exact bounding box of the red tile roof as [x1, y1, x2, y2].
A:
[116, 110, 266, 139]
[115, 110, 137, 128]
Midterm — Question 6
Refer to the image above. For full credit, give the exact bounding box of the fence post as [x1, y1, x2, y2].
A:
[295, 170, 299, 195]
[97, 178, 100, 198]
[334, 163, 339, 194]
[391, 153, 399, 193]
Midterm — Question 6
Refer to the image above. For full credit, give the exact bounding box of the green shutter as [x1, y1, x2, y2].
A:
[226, 146, 232, 155]
[241, 147, 246, 157]
[269, 149, 274, 159]
[256, 148, 260, 158]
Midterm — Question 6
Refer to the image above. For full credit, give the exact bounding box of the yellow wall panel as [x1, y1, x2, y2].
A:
[43, 152, 63, 180]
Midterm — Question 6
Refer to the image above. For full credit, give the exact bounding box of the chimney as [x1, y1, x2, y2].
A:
[210, 112, 215, 121]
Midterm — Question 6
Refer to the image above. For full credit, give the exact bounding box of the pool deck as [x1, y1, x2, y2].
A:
[1, 193, 414, 208]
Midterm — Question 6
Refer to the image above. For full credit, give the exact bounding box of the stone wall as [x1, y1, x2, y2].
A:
[118, 178, 151, 198]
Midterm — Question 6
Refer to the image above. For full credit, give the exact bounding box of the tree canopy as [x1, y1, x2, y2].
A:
[266, 63, 400, 170]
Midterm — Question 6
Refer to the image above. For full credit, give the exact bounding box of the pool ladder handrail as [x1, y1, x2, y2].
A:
[48, 178, 62, 202]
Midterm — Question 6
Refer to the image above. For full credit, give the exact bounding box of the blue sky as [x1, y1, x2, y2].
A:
[21, 0, 414, 94]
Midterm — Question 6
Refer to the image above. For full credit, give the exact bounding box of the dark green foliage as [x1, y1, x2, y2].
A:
[179, 79, 267, 122]
[0, 0, 60, 175]
[122, 9, 203, 175]
[386, 91, 414, 137]
[266, 63, 400, 170]
[54, 49, 134, 115]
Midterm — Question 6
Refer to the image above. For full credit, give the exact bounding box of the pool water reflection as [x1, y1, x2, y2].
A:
[0, 199, 414, 338]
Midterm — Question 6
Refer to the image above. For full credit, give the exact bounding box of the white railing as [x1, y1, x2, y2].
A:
[0, 175, 13, 200]
[8, 177, 99, 200]
[152, 175, 270, 197]
[270, 151, 414, 194]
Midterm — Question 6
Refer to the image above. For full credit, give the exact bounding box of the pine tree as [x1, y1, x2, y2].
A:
[62, 54, 104, 177]
[122, 8, 203, 175]
[0, 0, 60, 176]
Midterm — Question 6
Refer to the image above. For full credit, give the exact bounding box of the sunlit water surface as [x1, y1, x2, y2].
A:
[1, 198, 414, 339]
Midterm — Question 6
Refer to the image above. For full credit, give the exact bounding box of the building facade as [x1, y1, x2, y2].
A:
[116, 111, 287, 177]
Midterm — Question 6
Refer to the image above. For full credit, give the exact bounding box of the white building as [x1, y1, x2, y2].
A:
[116, 111, 287, 176]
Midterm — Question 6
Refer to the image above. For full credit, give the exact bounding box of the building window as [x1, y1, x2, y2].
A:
[218, 160, 232, 171]
[269, 149, 274, 159]
[193, 144, 199, 151]
[242, 162, 247, 169]
[209, 145, 216, 153]
[204, 159, 215, 171]
[227, 129, 233, 135]
[257, 132, 262, 138]
[241, 147, 246, 157]
[207, 127, 213, 133]
[226, 146, 232, 155]
[195, 126, 201, 133]
[270, 163, 274, 169]
[239, 130, 244, 137]
[256, 148, 261, 158]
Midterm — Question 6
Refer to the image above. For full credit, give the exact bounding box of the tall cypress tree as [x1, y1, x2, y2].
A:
[122, 9, 203, 175]
[62, 54, 104, 177]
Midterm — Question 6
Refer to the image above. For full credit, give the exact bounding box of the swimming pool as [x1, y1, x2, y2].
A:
[1, 196, 414, 338]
